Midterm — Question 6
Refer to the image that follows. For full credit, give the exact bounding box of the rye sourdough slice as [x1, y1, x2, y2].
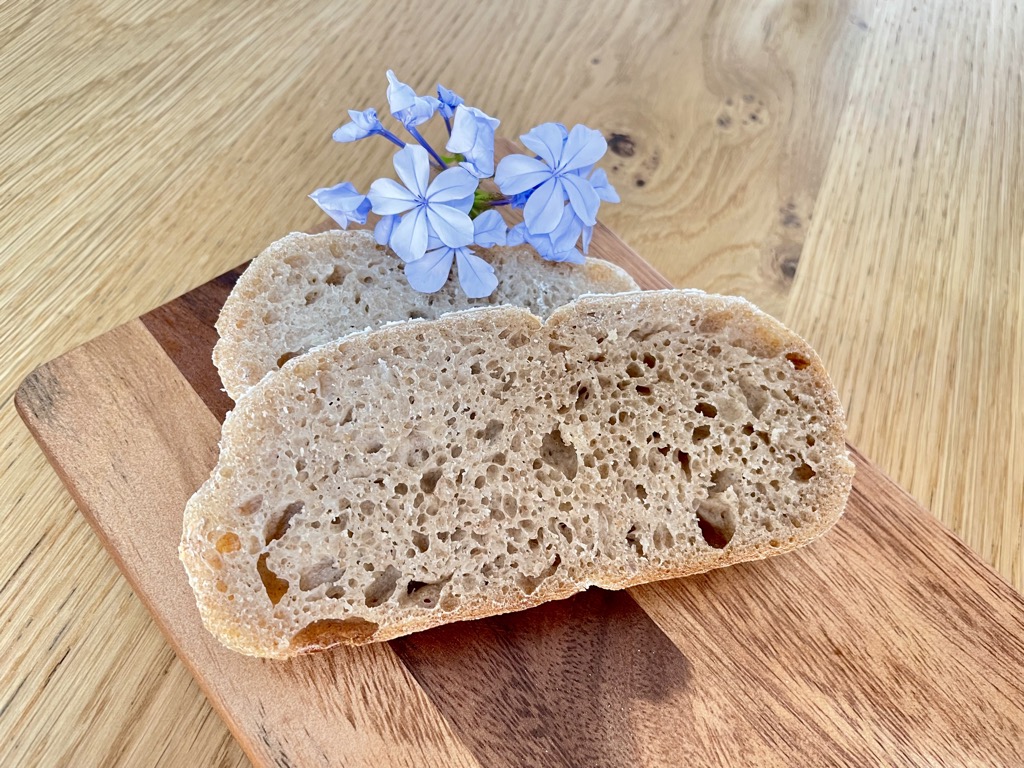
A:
[213, 230, 639, 401]
[182, 290, 854, 658]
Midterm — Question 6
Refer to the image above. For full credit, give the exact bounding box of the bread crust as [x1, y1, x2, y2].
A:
[183, 290, 854, 658]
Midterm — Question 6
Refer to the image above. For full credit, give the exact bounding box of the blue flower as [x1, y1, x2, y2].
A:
[437, 84, 463, 119]
[494, 123, 608, 235]
[446, 106, 500, 178]
[386, 70, 440, 128]
[586, 167, 620, 203]
[404, 212, 507, 297]
[367, 144, 478, 262]
[333, 108, 382, 142]
[309, 182, 372, 228]
[507, 206, 587, 264]
[373, 214, 399, 246]
[471, 209, 507, 247]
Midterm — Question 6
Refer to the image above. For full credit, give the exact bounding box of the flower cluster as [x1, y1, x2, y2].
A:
[311, 71, 619, 298]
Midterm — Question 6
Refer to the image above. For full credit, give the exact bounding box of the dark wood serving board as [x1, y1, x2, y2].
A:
[16, 218, 1024, 767]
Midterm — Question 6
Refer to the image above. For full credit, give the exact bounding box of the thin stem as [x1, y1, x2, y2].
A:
[486, 197, 513, 207]
[407, 126, 448, 169]
[443, 115, 452, 136]
[377, 128, 406, 148]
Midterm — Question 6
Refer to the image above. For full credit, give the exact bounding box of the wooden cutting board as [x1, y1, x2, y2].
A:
[15, 219, 1024, 767]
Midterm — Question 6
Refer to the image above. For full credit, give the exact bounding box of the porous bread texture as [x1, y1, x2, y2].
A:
[182, 290, 854, 658]
[213, 229, 640, 401]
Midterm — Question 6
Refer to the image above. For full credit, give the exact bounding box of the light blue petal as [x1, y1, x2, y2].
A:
[426, 204, 474, 248]
[374, 214, 399, 245]
[506, 222, 528, 246]
[560, 124, 608, 172]
[368, 178, 418, 215]
[425, 231, 446, 251]
[332, 122, 370, 143]
[581, 223, 593, 254]
[550, 207, 585, 251]
[472, 210, 507, 247]
[494, 154, 552, 195]
[390, 207, 429, 262]
[392, 145, 429, 199]
[455, 248, 498, 298]
[309, 182, 370, 228]
[332, 108, 380, 142]
[405, 248, 455, 293]
[386, 70, 418, 114]
[397, 97, 439, 128]
[520, 123, 567, 166]
[446, 106, 499, 179]
[427, 165, 479, 203]
[589, 167, 620, 203]
[561, 173, 601, 226]
[450, 194, 475, 214]
[437, 84, 463, 118]
[523, 178, 567, 235]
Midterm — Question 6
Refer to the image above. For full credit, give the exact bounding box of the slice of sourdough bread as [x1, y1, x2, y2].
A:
[183, 290, 854, 658]
[214, 230, 640, 400]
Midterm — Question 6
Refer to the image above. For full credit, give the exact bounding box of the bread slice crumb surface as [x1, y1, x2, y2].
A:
[183, 290, 854, 658]
[214, 230, 640, 401]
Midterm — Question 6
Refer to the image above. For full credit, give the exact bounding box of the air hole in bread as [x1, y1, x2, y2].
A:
[412, 531, 429, 553]
[626, 524, 645, 556]
[653, 522, 674, 550]
[738, 376, 768, 418]
[499, 328, 531, 348]
[257, 553, 290, 605]
[291, 617, 378, 650]
[276, 351, 299, 369]
[539, 429, 578, 480]
[363, 565, 401, 608]
[695, 402, 718, 418]
[479, 419, 504, 441]
[636, 385, 653, 396]
[237, 496, 263, 516]
[299, 559, 344, 591]
[324, 264, 349, 286]
[626, 361, 644, 378]
[403, 576, 450, 609]
[304, 289, 321, 305]
[643, 353, 657, 368]
[517, 554, 561, 595]
[710, 469, 737, 493]
[574, 385, 591, 410]
[407, 308, 427, 320]
[264, 501, 304, 544]
[786, 353, 811, 370]
[420, 468, 443, 494]
[215, 532, 241, 554]
[549, 340, 572, 354]
[628, 324, 673, 342]
[696, 498, 736, 549]
[790, 462, 816, 482]
[692, 425, 711, 442]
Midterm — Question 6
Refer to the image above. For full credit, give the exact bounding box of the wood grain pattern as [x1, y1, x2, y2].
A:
[784, 0, 1024, 590]
[4, 0, 1024, 764]
[15, 223, 1024, 767]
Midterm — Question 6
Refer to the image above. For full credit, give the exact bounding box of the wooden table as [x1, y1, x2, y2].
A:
[2, 1, 1021, 765]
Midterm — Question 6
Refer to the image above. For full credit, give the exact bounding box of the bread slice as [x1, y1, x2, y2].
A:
[182, 290, 854, 658]
[214, 230, 640, 401]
